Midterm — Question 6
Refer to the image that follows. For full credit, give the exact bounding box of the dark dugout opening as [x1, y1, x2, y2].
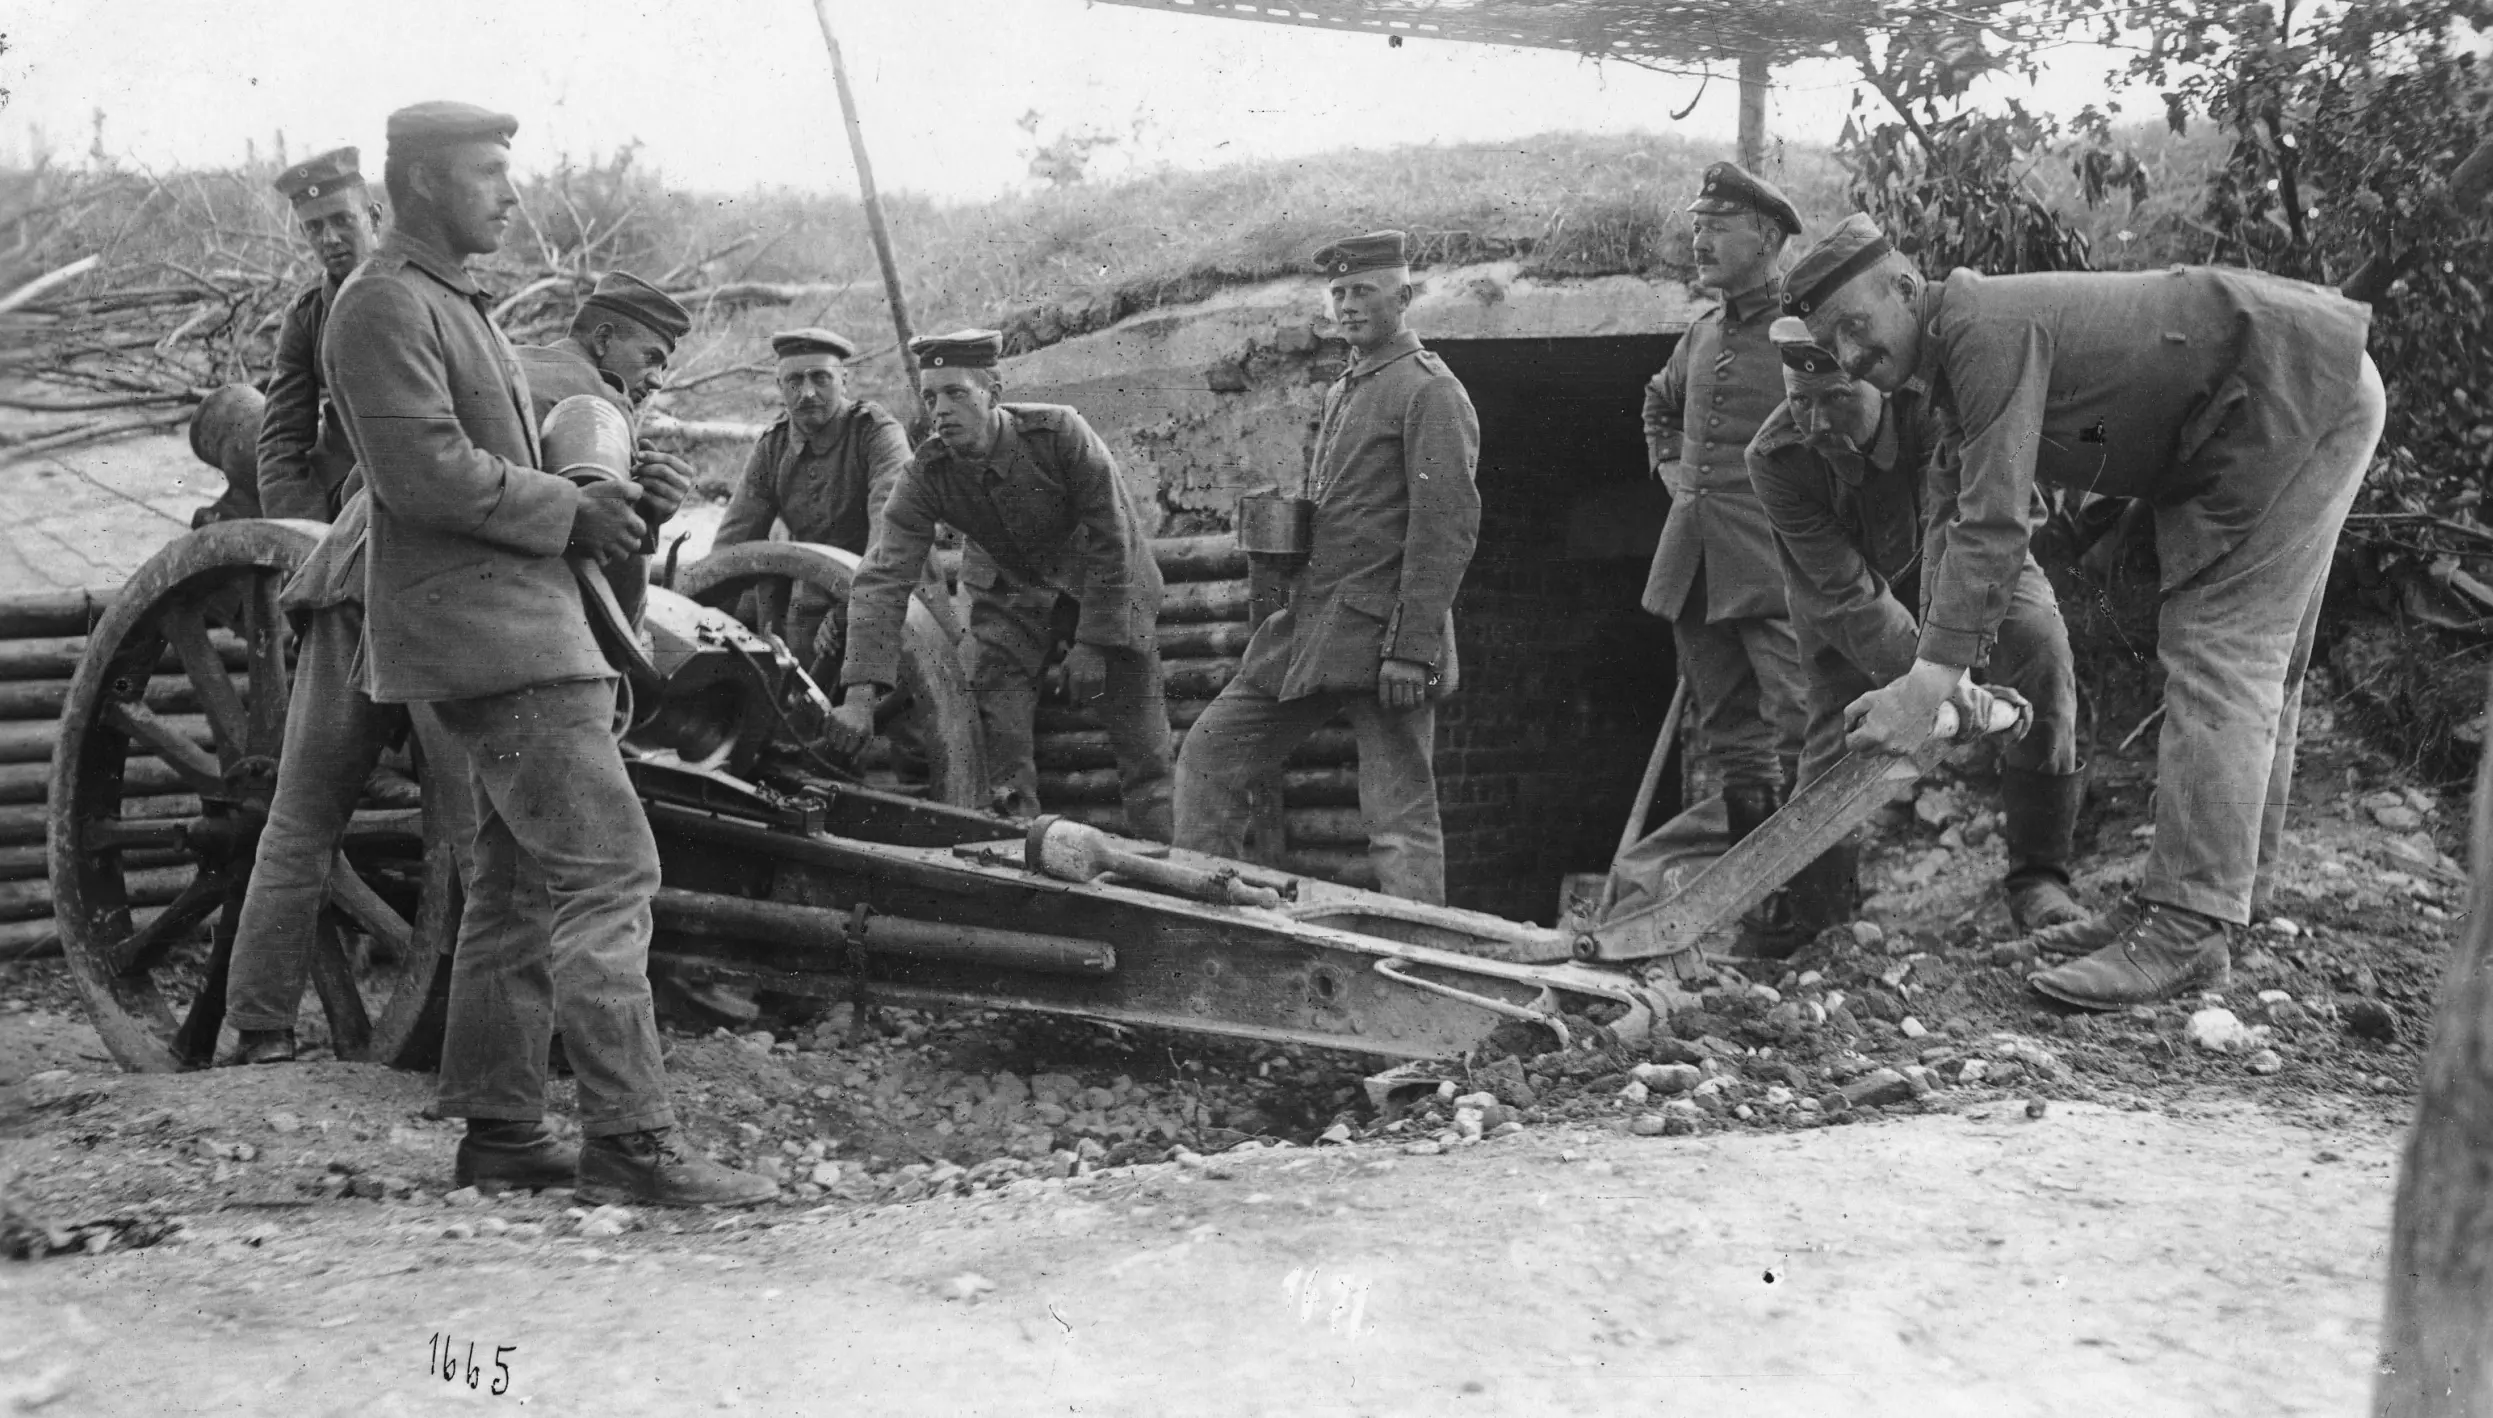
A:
[1424, 334, 1684, 924]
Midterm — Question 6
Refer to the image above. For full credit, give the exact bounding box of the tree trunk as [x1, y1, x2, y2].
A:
[1737, 54, 1769, 172]
[2374, 662, 2493, 1415]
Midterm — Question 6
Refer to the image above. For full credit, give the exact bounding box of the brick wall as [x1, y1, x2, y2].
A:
[1430, 336, 1682, 924]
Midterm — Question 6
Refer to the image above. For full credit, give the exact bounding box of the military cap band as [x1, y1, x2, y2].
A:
[384, 101, 518, 157]
[1782, 234, 1894, 319]
[1311, 230, 1411, 277]
[770, 327, 858, 361]
[909, 329, 1003, 369]
[1769, 315, 1846, 379]
[580, 271, 691, 345]
[273, 146, 364, 205]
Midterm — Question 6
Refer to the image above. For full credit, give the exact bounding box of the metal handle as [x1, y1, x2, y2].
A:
[1371, 958, 1572, 1051]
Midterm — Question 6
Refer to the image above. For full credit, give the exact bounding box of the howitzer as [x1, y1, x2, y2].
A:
[45, 522, 1654, 1074]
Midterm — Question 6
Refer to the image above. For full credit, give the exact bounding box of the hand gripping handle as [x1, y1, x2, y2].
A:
[1931, 683, 2033, 744]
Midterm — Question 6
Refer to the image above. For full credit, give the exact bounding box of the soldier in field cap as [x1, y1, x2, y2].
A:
[1787, 210, 2385, 1009]
[1742, 316, 2085, 948]
[715, 325, 913, 676]
[1174, 229, 1482, 904]
[257, 145, 383, 522]
[319, 100, 771, 1208]
[824, 329, 1176, 840]
[1607, 161, 1809, 942]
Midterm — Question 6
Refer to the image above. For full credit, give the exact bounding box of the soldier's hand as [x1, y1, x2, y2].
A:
[1845, 659, 1964, 756]
[566, 481, 646, 565]
[1378, 657, 1432, 714]
[1063, 643, 1108, 703]
[631, 446, 695, 524]
[823, 690, 879, 757]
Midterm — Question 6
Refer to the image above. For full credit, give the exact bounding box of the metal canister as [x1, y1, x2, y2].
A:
[1235, 490, 1315, 556]
[540, 393, 635, 487]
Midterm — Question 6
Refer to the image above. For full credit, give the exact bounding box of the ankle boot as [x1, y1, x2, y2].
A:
[577, 1129, 779, 1209]
[2000, 766, 2087, 930]
[1723, 783, 1803, 953]
[1785, 836, 1862, 940]
[455, 1119, 580, 1191]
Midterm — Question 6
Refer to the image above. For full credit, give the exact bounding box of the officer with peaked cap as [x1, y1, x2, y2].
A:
[1608, 162, 1809, 934]
[257, 145, 382, 521]
[825, 330, 1176, 839]
[715, 326, 914, 677]
[1787, 211, 2385, 1009]
[318, 100, 773, 1208]
[1174, 230, 1482, 904]
[1743, 317, 2084, 947]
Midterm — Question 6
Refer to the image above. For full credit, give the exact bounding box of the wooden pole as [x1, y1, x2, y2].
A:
[806, 0, 921, 391]
[1737, 53, 1770, 171]
[2374, 664, 2493, 1416]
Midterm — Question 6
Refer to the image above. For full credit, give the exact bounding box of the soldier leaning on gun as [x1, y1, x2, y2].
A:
[1744, 319, 2086, 948]
[1790, 212, 2385, 1010]
[712, 327, 914, 675]
[325, 100, 770, 1207]
[824, 329, 1176, 840]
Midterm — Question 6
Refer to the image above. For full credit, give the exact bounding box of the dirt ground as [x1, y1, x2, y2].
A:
[0, 432, 2462, 1415]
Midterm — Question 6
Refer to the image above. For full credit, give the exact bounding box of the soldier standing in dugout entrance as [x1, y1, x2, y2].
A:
[1610, 162, 1810, 913]
[713, 327, 914, 674]
[258, 146, 381, 523]
[1172, 231, 1481, 906]
[326, 100, 769, 1207]
[1789, 212, 2385, 1010]
[1744, 318, 2087, 944]
[825, 330, 1175, 841]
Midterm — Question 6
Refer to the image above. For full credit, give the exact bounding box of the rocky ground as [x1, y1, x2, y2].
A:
[0, 671, 2459, 1414]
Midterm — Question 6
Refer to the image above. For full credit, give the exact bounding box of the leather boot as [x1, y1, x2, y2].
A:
[2027, 896, 2232, 1010]
[455, 1120, 581, 1191]
[224, 1029, 296, 1066]
[576, 1129, 780, 1209]
[1784, 836, 1861, 941]
[2000, 766, 2087, 930]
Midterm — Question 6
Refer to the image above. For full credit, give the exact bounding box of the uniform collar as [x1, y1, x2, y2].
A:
[1910, 279, 1948, 389]
[930, 408, 1021, 476]
[1718, 282, 1776, 328]
[1346, 329, 1424, 379]
[378, 229, 482, 298]
[794, 403, 854, 455]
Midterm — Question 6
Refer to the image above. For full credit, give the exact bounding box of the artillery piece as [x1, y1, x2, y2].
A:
[47, 520, 1657, 1076]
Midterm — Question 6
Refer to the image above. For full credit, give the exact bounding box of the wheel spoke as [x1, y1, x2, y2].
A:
[102, 702, 228, 798]
[159, 603, 250, 765]
[243, 572, 291, 758]
[170, 890, 243, 1068]
[306, 916, 372, 1058]
[82, 817, 190, 851]
[106, 870, 228, 975]
[328, 852, 413, 955]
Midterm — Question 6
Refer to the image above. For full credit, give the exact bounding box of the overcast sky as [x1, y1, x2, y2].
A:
[1, 0, 2127, 201]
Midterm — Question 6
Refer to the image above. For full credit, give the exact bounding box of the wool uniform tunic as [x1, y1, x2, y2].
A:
[1176, 330, 1481, 905]
[841, 403, 1172, 837]
[1638, 284, 1807, 800]
[716, 403, 913, 555]
[1905, 264, 2382, 923]
[257, 277, 363, 522]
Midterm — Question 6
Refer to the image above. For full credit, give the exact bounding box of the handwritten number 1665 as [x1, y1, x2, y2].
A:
[428, 1333, 516, 1396]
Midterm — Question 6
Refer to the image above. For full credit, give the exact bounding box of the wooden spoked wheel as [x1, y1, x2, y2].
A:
[48, 521, 464, 1072]
[676, 540, 987, 810]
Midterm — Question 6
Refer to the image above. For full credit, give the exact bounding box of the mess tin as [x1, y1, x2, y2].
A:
[1236, 489, 1315, 556]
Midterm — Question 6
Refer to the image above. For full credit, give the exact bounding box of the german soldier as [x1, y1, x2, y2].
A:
[258, 146, 381, 522]
[326, 100, 771, 1205]
[825, 330, 1174, 840]
[1745, 318, 2085, 943]
[1172, 231, 1481, 904]
[714, 327, 913, 673]
[1611, 162, 1809, 909]
[1788, 213, 2385, 1008]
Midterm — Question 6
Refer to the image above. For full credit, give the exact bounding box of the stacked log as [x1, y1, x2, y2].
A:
[0, 588, 221, 961]
[1032, 536, 1375, 889]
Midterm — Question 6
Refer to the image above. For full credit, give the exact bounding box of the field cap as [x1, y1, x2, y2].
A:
[385, 101, 518, 157]
[1771, 315, 1848, 389]
[582, 272, 690, 345]
[273, 147, 363, 205]
[1782, 213, 1897, 319]
[1312, 231, 1411, 278]
[772, 328, 859, 361]
[1688, 161, 1802, 238]
[909, 329, 1004, 369]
